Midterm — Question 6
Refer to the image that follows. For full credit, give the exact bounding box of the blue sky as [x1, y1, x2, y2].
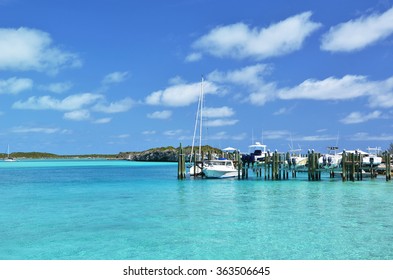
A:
[1, 0, 393, 154]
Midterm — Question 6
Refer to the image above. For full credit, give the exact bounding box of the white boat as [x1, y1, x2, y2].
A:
[338, 148, 382, 167]
[288, 148, 308, 171]
[248, 142, 269, 162]
[4, 145, 16, 162]
[318, 146, 342, 169]
[362, 147, 382, 167]
[203, 159, 239, 178]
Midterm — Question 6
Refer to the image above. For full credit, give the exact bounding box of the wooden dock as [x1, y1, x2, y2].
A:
[178, 144, 393, 182]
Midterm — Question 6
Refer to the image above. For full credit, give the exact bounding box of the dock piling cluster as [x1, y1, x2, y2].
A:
[177, 144, 393, 182]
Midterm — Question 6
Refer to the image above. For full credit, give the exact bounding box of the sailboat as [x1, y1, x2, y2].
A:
[4, 145, 16, 162]
[188, 77, 205, 176]
[188, 77, 240, 178]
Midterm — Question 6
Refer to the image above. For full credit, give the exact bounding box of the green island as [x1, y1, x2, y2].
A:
[4, 144, 393, 162]
[1, 145, 223, 162]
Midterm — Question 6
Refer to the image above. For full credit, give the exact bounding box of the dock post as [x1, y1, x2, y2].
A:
[308, 150, 317, 181]
[273, 151, 278, 180]
[349, 152, 354, 181]
[237, 151, 242, 180]
[307, 150, 311, 181]
[360, 153, 363, 181]
[177, 143, 186, 179]
[342, 151, 346, 182]
[355, 151, 360, 181]
[265, 152, 270, 180]
[314, 152, 321, 181]
[385, 152, 391, 181]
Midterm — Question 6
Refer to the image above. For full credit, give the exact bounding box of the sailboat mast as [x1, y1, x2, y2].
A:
[198, 76, 204, 160]
[190, 76, 204, 162]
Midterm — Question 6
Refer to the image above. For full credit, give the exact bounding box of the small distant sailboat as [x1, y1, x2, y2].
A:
[4, 145, 16, 162]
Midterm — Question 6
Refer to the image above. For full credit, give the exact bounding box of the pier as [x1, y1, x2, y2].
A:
[177, 144, 393, 182]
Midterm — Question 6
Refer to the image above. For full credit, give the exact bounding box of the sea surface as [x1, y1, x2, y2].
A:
[0, 159, 392, 260]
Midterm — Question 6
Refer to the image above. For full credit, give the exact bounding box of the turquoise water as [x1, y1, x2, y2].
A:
[0, 160, 392, 260]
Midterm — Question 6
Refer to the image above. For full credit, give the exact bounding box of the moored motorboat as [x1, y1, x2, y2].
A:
[362, 147, 382, 167]
[288, 149, 308, 171]
[318, 146, 342, 169]
[248, 142, 268, 162]
[202, 159, 239, 178]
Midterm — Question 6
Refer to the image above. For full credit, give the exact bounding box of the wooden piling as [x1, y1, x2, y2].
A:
[237, 151, 242, 180]
[385, 152, 391, 181]
[308, 150, 320, 181]
[341, 151, 346, 182]
[177, 143, 186, 179]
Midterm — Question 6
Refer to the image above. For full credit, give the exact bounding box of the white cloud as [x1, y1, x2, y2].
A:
[204, 119, 238, 127]
[278, 75, 373, 100]
[63, 109, 91, 121]
[142, 130, 156, 135]
[367, 77, 393, 108]
[0, 27, 81, 74]
[208, 64, 270, 86]
[0, 77, 33, 94]
[185, 52, 202, 62]
[263, 130, 291, 140]
[92, 97, 134, 113]
[147, 110, 172, 119]
[13, 93, 103, 111]
[340, 110, 382, 124]
[145, 80, 218, 107]
[321, 7, 393, 52]
[351, 132, 393, 141]
[93, 117, 112, 124]
[273, 106, 296, 115]
[207, 131, 247, 141]
[274, 75, 393, 109]
[114, 134, 130, 139]
[40, 82, 73, 93]
[294, 135, 338, 142]
[163, 129, 183, 136]
[247, 84, 278, 105]
[232, 132, 247, 141]
[11, 126, 61, 134]
[208, 64, 277, 106]
[207, 65, 393, 108]
[203, 106, 235, 118]
[102, 71, 129, 84]
[168, 76, 186, 85]
[190, 12, 321, 60]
